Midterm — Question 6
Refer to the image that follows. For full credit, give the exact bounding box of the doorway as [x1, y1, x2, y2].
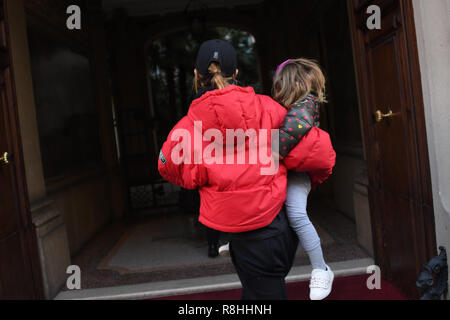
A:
[14, 0, 435, 299]
[60, 0, 377, 295]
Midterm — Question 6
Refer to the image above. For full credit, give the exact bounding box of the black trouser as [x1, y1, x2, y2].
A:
[206, 227, 220, 246]
[229, 211, 299, 300]
[180, 189, 221, 247]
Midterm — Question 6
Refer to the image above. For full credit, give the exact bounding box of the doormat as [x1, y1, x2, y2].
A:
[153, 274, 407, 300]
[97, 218, 334, 276]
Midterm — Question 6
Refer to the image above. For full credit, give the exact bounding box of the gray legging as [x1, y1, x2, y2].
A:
[285, 171, 321, 252]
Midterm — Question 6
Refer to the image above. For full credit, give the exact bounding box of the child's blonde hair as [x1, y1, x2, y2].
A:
[194, 62, 234, 93]
[272, 58, 327, 108]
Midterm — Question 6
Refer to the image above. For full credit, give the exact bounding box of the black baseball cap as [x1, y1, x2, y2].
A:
[195, 39, 237, 77]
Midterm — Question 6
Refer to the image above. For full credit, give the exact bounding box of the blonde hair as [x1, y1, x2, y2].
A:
[194, 62, 234, 93]
[272, 58, 327, 108]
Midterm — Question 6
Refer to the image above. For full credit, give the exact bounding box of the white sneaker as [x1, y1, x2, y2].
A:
[218, 243, 230, 256]
[309, 265, 334, 300]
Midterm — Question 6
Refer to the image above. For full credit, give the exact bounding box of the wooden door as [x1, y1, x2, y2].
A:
[0, 0, 43, 299]
[348, 0, 436, 298]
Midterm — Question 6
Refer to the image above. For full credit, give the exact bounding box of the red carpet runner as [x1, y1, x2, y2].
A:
[155, 274, 407, 300]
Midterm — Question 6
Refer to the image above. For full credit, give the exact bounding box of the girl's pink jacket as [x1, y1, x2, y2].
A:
[158, 85, 336, 233]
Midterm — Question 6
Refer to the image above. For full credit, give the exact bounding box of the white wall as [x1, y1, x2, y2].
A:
[413, 0, 450, 298]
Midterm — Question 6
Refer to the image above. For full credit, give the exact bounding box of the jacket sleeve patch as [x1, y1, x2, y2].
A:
[159, 150, 167, 165]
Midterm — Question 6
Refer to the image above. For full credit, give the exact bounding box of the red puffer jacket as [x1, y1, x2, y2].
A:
[158, 85, 335, 233]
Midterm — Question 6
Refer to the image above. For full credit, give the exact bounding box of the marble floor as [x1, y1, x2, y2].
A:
[66, 197, 372, 290]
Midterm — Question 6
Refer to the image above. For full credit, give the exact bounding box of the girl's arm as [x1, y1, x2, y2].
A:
[279, 101, 316, 157]
[283, 127, 336, 189]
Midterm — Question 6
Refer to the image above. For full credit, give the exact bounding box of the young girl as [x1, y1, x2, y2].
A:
[273, 58, 335, 300]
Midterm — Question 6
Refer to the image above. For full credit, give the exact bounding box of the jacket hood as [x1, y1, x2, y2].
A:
[188, 85, 262, 134]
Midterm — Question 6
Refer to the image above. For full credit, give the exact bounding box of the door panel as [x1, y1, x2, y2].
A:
[384, 194, 420, 293]
[0, 233, 36, 299]
[369, 36, 411, 196]
[348, 0, 436, 298]
[0, 68, 19, 240]
[0, 0, 42, 299]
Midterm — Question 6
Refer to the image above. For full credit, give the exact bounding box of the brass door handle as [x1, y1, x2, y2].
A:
[0, 152, 10, 164]
[375, 109, 395, 123]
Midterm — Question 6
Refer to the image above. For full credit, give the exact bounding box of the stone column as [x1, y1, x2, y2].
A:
[6, 0, 71, 299]
[353, 167, 374, 256]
